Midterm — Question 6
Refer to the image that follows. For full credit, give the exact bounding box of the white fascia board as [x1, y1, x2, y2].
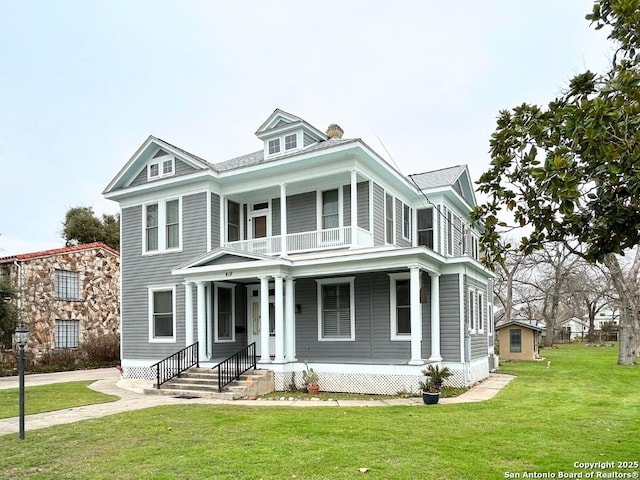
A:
[103, 136, 210, 194]
[291, 247, 442, 278]
[103, 135, 156, 194]
[355, 140, 420, 196]
[173, 259, 292, 281]
[105, 173, 213, 205]
[217, 141, 361, 181]
[440, 259, 495, 278]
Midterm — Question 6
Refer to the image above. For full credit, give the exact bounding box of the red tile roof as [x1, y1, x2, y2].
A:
[0, 242, 119, 262]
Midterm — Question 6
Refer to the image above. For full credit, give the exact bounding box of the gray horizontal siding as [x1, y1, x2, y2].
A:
[357, 181, 370, 230]
[395, 198, 411, 247]
[272, 198, 281, 236]
[287, 192, 316, 233]
[440, 274, 461, 362]
[343, 184, 351, 227]
[121, 192, 208, 360]
[372, 183, 384, 246]
[211, 193, 220, 249]
[466, 275, 490, 360]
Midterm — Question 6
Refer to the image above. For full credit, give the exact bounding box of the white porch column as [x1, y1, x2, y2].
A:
[350, 170, 357, 248]
[184, 281, 194, 346]
[285, 276, 296, 361]
[259, 275, 271, 363]
[219, 195, 225, 247]
[196, 281, 207, 361]
[429, 273, 443, 361]
[274, 274, 285, 363]
[280, 183, 287, 256]
[409, 266, 423, 365]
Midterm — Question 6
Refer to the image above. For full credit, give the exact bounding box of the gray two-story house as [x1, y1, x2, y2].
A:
[103, 109, 495, 394]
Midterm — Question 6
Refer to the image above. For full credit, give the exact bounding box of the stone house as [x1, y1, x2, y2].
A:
[0, 242, 120, 355]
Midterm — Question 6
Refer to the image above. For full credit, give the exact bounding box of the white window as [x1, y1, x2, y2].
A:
[389, 273, 411, 340]
[321, 189, 339, 229]
[317, 277, 355, 341]
[385, 193, 394, 244]
[227, 200, 241, 242]
[143, 198, 182, 254]
[147, 155, 175, 180]
[149, 286, 176, 342]
[268, 138, 280, 155]
[215, 283, 235, 342]
[402, 203, 411, 240]
[55, 319, 79, 348]
[55, 270, 79, 300]
[417, 208, 434, 249]
[478, 292, 484, 333]
[285, 134, 297, 150]
[468, 290, 475, 333]
[166, 199, 180, 249]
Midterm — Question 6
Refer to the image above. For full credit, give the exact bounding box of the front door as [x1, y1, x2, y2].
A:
[253, 215, 267, 238]
[248, 285, 275, 356]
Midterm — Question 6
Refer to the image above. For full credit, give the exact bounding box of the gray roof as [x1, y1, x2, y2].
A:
[409, 165, 466, 189]
[213, 138, 358, 173]
[152, 136, 216, 170]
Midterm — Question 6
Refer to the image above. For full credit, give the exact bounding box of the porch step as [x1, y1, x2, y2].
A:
[143, 367, 274, 400]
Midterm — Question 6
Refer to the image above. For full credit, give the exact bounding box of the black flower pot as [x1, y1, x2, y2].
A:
[422, 391, 440, 405]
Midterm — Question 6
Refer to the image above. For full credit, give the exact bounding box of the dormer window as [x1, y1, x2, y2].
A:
[285, 134, 297, 150]
[268, 139, 280, 155]
[147, 154, 175, 181]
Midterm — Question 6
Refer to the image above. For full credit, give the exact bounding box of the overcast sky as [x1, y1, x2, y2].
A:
[0, 1, 613, 256]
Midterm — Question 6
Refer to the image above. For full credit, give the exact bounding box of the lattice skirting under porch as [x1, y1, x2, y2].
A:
[122, 366, 155, 380]
[274, 369, 467, 396]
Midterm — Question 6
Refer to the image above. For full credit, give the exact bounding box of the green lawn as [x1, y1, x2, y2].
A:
[0, 344, 638, 480]
[0, 381, 119, 419]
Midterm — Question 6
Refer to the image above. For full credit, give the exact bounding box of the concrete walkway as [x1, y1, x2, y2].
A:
[0, 369, 515, 437]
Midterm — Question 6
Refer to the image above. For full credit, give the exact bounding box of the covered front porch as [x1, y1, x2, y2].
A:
[175, 246, 447, 375]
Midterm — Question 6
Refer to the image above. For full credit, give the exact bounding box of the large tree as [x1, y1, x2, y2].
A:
[62, 206, 120, 251]
[471, 0, 640, 365]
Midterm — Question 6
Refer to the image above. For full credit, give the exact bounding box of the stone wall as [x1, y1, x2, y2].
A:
[14, 246, 120, 356]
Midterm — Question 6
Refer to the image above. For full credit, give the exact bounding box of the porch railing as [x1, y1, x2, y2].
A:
[225, 226, 358, 256]
[214, 343, 256, 392]
[150, 342, 199, 389]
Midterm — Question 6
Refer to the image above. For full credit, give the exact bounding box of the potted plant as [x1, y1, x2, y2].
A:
[419, 364, 452, 404]
[302, 362, 320, 394]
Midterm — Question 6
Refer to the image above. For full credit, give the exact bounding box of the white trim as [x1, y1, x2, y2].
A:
[214, 282, 236, 343]
[388, 272, 411, 341]
[316, 276, 355, 341]
[248, 200, 272, 239]
[148, 284, 177, 343]
[142, 197, 183, 255]
[206, 190, 212, 252]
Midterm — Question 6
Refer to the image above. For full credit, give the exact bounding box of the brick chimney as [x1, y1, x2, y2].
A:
[326, 124, 344, 139]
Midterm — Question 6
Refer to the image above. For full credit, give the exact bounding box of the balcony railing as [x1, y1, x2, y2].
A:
[225, 226, 373, 256]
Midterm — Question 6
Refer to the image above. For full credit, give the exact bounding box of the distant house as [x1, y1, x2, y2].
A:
[555, 317, 588, 342]
[495, 321, 543, 361]
[0, 242, 120, 355]
[103, 109, 496, 394]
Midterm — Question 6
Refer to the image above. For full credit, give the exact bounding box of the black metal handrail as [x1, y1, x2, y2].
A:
[150, 342, 199, 389]
[214, 343, 256, 392]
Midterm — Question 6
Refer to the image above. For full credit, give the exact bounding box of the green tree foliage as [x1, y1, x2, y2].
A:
[471, 0, 640, 365]
[62, 206, 120, 251]
[0, 280, 18, 349]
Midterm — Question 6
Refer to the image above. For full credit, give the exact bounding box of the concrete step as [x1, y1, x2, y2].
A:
[145, 367, 274, 400]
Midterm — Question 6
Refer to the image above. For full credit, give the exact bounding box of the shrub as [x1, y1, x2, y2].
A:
[78, 332, 120, 365]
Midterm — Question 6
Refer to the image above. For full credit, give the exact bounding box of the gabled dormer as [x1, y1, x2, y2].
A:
[255, 108, 328, 159]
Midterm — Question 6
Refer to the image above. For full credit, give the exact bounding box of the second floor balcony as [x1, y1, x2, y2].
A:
[224, 226, 374, 256]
